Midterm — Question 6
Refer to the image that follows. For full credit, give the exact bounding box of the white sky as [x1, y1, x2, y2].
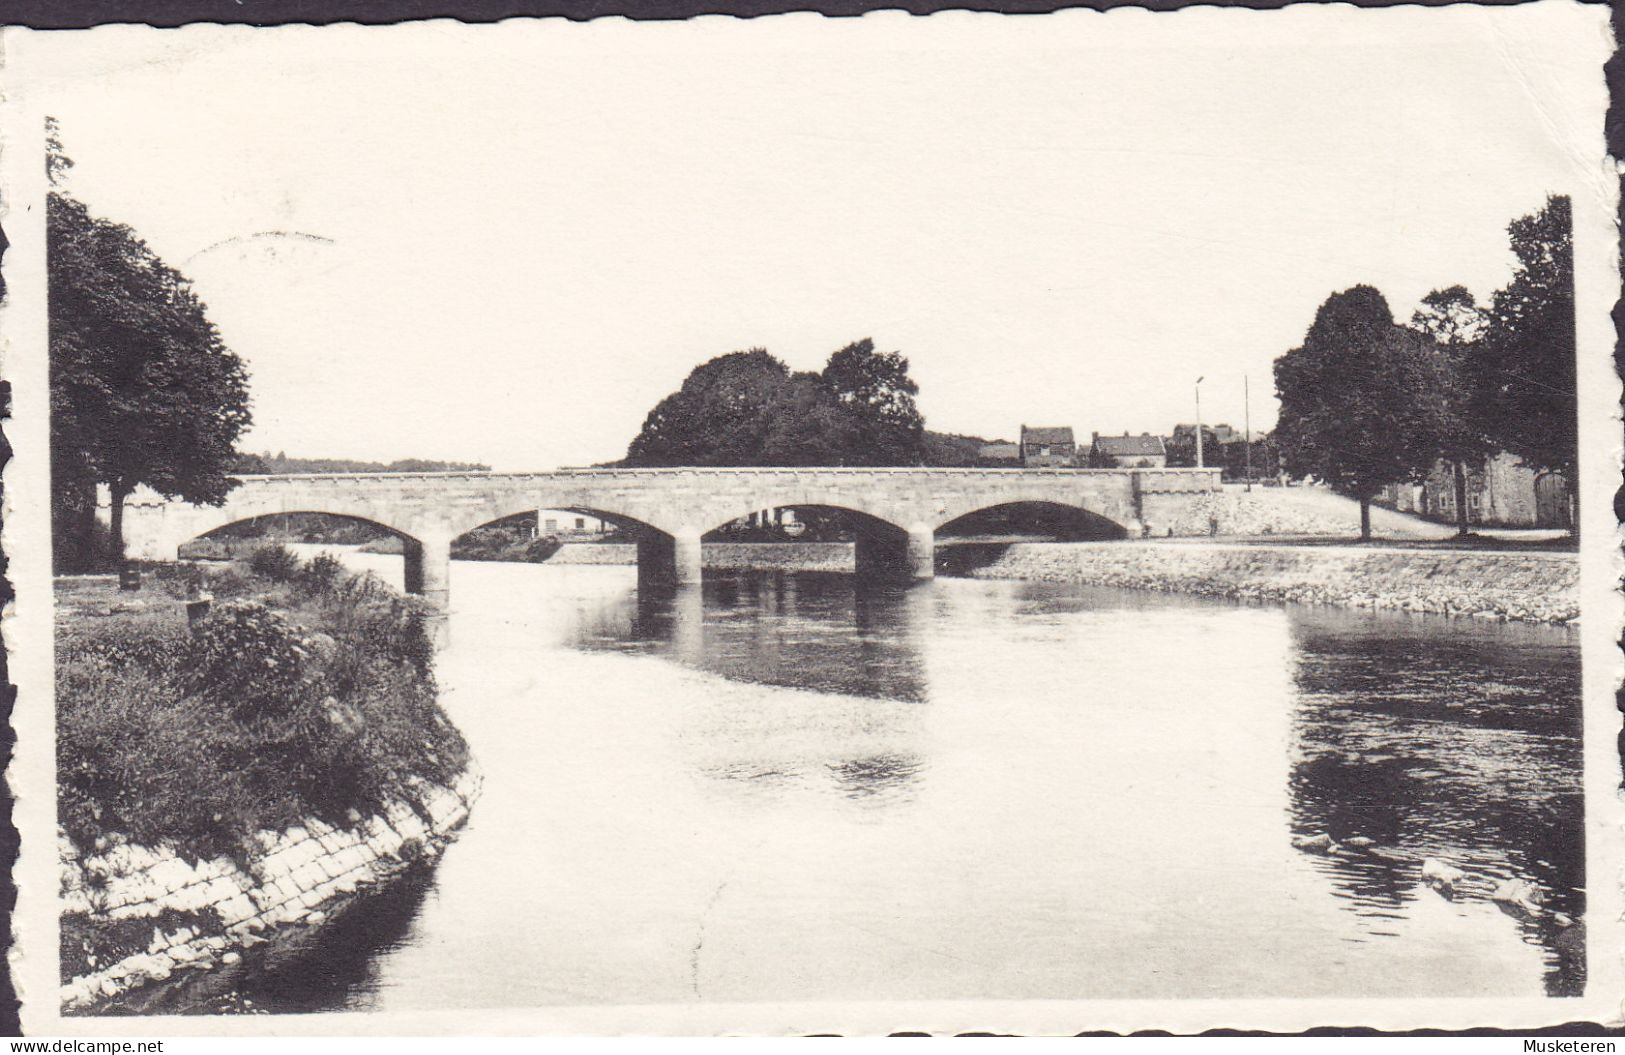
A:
[17, 4, 1611, 470]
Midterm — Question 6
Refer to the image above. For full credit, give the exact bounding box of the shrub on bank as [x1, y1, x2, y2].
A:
[298, 552, 345, 595]
[56, 550, 468, 860]
[247, 543, 302, 583]
[449, 529, 562, 564]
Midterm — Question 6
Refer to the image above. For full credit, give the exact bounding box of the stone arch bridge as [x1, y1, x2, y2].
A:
[119, 466, 1220, 611]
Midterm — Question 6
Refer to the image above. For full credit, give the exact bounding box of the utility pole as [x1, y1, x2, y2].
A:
[1244, 374, 1253, 492]
[1194, 376, 1205, 469]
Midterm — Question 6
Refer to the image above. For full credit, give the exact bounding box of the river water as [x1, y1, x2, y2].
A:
[222, 547, 1583, 1009]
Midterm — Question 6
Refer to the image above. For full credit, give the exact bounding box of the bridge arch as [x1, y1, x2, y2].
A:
[693, 497, 930, 582]
[168, 498, 422, 553]
[448, 505, 662, 541]
[695, 498, 910, 539]
[688, 491, 916, 544]
[929, 491, 1136, 536]
[167, 507, 459, 612]
[446, 503, 696, 589]
[188, 509, 414, 548]
[438, 501, 682, 545]
[935, 499, 1130, 540]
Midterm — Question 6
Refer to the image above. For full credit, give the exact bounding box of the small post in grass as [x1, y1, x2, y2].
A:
[184, 572, 213, 627]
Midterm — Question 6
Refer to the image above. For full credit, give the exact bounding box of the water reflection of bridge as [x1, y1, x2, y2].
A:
[580, 573, 934, 705]
[118, 466, 1220, 618]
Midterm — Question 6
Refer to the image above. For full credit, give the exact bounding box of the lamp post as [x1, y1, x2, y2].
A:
[1194, 376, 1205, 469]
[1244, 374, 1253, 492]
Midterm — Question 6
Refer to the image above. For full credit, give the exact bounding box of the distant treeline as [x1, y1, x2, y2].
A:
[232, 452, 491, 475]
[921, 431, 1015, 467]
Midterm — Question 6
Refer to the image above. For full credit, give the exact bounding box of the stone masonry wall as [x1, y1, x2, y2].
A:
[966, 542, 1579, 624]
[698, 542, 854, 571]
[545, 542, 856, 571]
[59, 767, 482, 1012]
[543, 543, 637, 565]
[1153, 491, 1373, 537]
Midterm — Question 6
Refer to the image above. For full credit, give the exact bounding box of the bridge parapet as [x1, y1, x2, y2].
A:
[1132, 469, 1225, 494]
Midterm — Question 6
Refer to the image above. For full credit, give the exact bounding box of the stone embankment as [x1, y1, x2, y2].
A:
[59, 767, 482, 1012]
[1159, 489, 1370, 537]
[960, 541, 1579, 624]
[548, 541, 855, 572]
[698, 542, 854, 571]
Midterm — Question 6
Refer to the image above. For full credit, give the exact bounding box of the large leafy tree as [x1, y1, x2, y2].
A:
[820, 339, 925, 465]
[50, 182, 252, 568]
[1273, 286, 1450, 540]
[1409, 285, 1492, 536]
[627, 350, 798, 466]
[624, 340, 922, 468]
[1478, 195, 1576, 513]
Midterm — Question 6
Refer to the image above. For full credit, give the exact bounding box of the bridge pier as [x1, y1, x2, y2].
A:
[673, 528, 703, 585]
[669, 583, 705, 665]
[636, 527, 704, 587]
[906, 524, 935, 580]
[402, 535, 451, 644]
[853, 524, 935, 582]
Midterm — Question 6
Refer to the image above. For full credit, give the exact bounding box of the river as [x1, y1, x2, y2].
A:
[212, 546, 1584, 1010]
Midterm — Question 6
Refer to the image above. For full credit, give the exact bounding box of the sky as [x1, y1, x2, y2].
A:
[17, 4, 1612, 470]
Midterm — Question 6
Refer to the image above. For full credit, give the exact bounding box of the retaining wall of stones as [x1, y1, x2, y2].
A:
[59, 767, 482, 1012]
[698, 542, 854, 571]
[545, 541, 856, 572]
[544, 542, 637, 565]
[963, 542, 1579, 624]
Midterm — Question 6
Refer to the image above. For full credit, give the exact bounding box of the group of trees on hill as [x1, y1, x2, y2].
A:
[1273, 194, 1575, 539]
[622, 344, 1035, 470]
[231, 452, 490, 475]
[920, 431, 1019, 468]
[623, 339, 926, 467]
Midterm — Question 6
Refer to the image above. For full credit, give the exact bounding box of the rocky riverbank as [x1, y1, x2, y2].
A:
[956, 541, 1579, 624]
[56, 551, 479, 1013]
[60, 766, 482, 1013]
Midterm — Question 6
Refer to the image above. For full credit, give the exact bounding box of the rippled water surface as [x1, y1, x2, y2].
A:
[220, 548, 1583, 1009]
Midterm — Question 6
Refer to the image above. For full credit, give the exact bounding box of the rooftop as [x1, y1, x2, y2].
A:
[1092, 433, 1167, 457]
[1020, 425, 1075, 445]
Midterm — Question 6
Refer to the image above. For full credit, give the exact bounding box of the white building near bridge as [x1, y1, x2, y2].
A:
[535, 510, 610, 537]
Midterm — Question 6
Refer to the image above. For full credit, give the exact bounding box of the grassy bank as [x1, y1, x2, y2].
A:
[56, 546, 470, 864]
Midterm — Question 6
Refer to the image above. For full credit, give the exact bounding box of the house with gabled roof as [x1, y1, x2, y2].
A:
[1019, 425, 1077, 468]
[1090, 431, 1168, 469]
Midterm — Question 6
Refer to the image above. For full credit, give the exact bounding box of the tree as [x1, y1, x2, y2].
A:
[820, 339, 925, 465]
[1219, 433, 1278, 483]
[1478, 195, 1576, 528]
[1409, 285, 1492, 536]
[624, 340, 924, 468]
[1165, 425, 1217, 469]
[1273, 286, 1450, 540]
[626, 349, 794, 466]
[759, 371, 864, 465]
[1410, 284, 1486, 347]
[50, 189, 252, 568]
